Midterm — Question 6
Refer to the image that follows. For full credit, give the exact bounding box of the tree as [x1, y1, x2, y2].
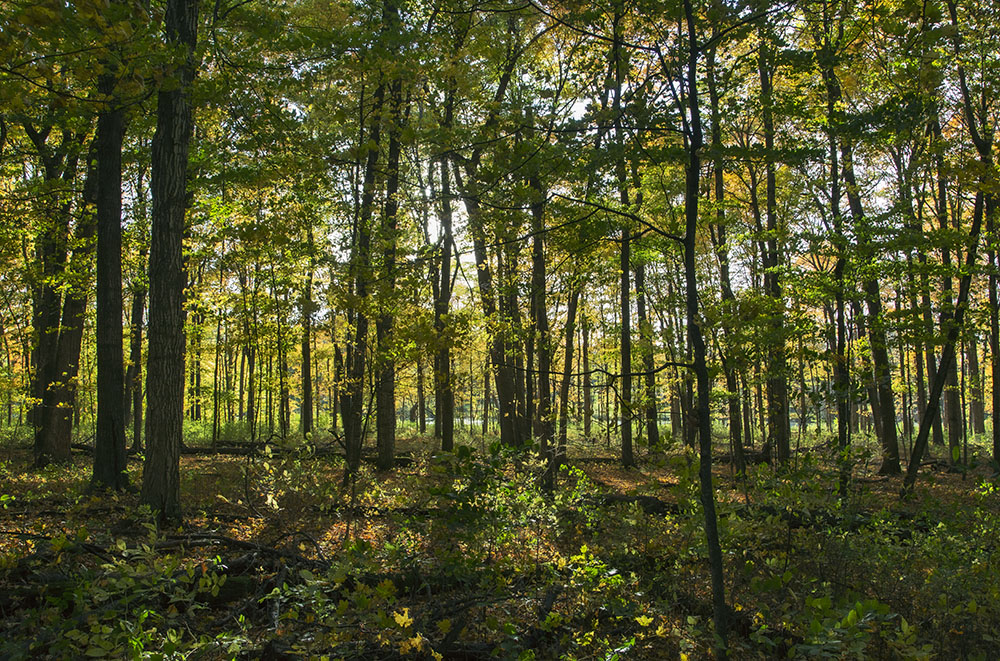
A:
[141, 0, 199, 522]
[92, 0, 132, 491]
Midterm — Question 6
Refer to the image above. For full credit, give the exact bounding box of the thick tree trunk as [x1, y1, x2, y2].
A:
[93, 64, 129, 490]
[456, 170, 522, 448]
[28, 129, 87, 467]
[141, 0, 199, 524]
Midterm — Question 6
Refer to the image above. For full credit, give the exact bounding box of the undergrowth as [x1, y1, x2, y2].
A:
[1, 432, 998, 659]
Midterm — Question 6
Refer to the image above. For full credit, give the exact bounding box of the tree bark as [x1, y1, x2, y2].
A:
[528, 173, 553, 486]
[759, 33, 790, 465]
[301, 229, 314, 437]
[679, 0, 728, 651]
[611, 5, 634, 468]
[558, 286, 581, 464]
[343, 78, 385, 482]
[27, 127, 88, 467]
[434, 157, 456, 451]
[377, 66, 403, 471]
[707, 37, 743, 474]
[141, 0, 199, 524]
[93, 58, 129, 490]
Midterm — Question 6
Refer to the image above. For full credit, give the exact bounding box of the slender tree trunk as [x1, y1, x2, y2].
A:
[903, 189, 984, 493]
[707, 38, 743, 473]
[529, 173, 553, 487]
[988, 197, 1000, 462]
[582, 314, 592, 438]
[967, 331, 985, 435]
[343, 76, 385, 482]
[212, 313, 221, 447]
[933, 118, 962, 466]
[125, 169, 149, 452]
[759, 34, 790, 465]
[301, 230, 314, 437]
[125, 249, 146, 452]
[376, 67, 404, 471]
[635, 262, 659, 451]
[841, 120, 901, 473]
[558, 286, 581, 463]
[819, 56, 851, 481]
[679, 1, 727, 650]
[611, 6, 633, 468]
[482, 360, 491, 437]
[416, 359, 426, 435]
[435, 159, 456, 450]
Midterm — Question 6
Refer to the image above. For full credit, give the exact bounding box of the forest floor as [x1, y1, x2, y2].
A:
[1, 428, 999, 659]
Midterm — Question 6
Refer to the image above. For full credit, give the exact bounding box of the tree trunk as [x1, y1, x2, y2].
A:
[611, 6, 633, 468]
[343, 77, 385, 482]
[840, 112, 901, 473]
[635, 261, 659, 452]
[455, 168, 522, 448]
[679, 1, 728, 650]
[127, 283, 145, 452]
[967, 332, 985, 435]
[376, 67, 403, 471]
[903, 189, 984, 493]
[28, 128, 87, 467]
[932, 118, 962, 466]
[529, 173, 553, 486]
[93, 61, 129, 490]
[759, 34, 790, 465]
[582, 314, 592, 438]
[558, 286, 581, 464]
[989, 197, 1000, 462]
[301, 230, 314, 437]
[707, 38, 743, 473]
[141, 0, 199, 524]
[435, 159, 456, 450]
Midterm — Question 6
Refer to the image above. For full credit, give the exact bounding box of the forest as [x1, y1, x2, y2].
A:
[1, 0, 999, 658]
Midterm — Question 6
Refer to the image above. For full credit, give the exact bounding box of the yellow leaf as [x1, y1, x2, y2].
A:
[437, 619, 451, 635]
[635, 615, 653, 627]
[393, 608, 413, 628]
